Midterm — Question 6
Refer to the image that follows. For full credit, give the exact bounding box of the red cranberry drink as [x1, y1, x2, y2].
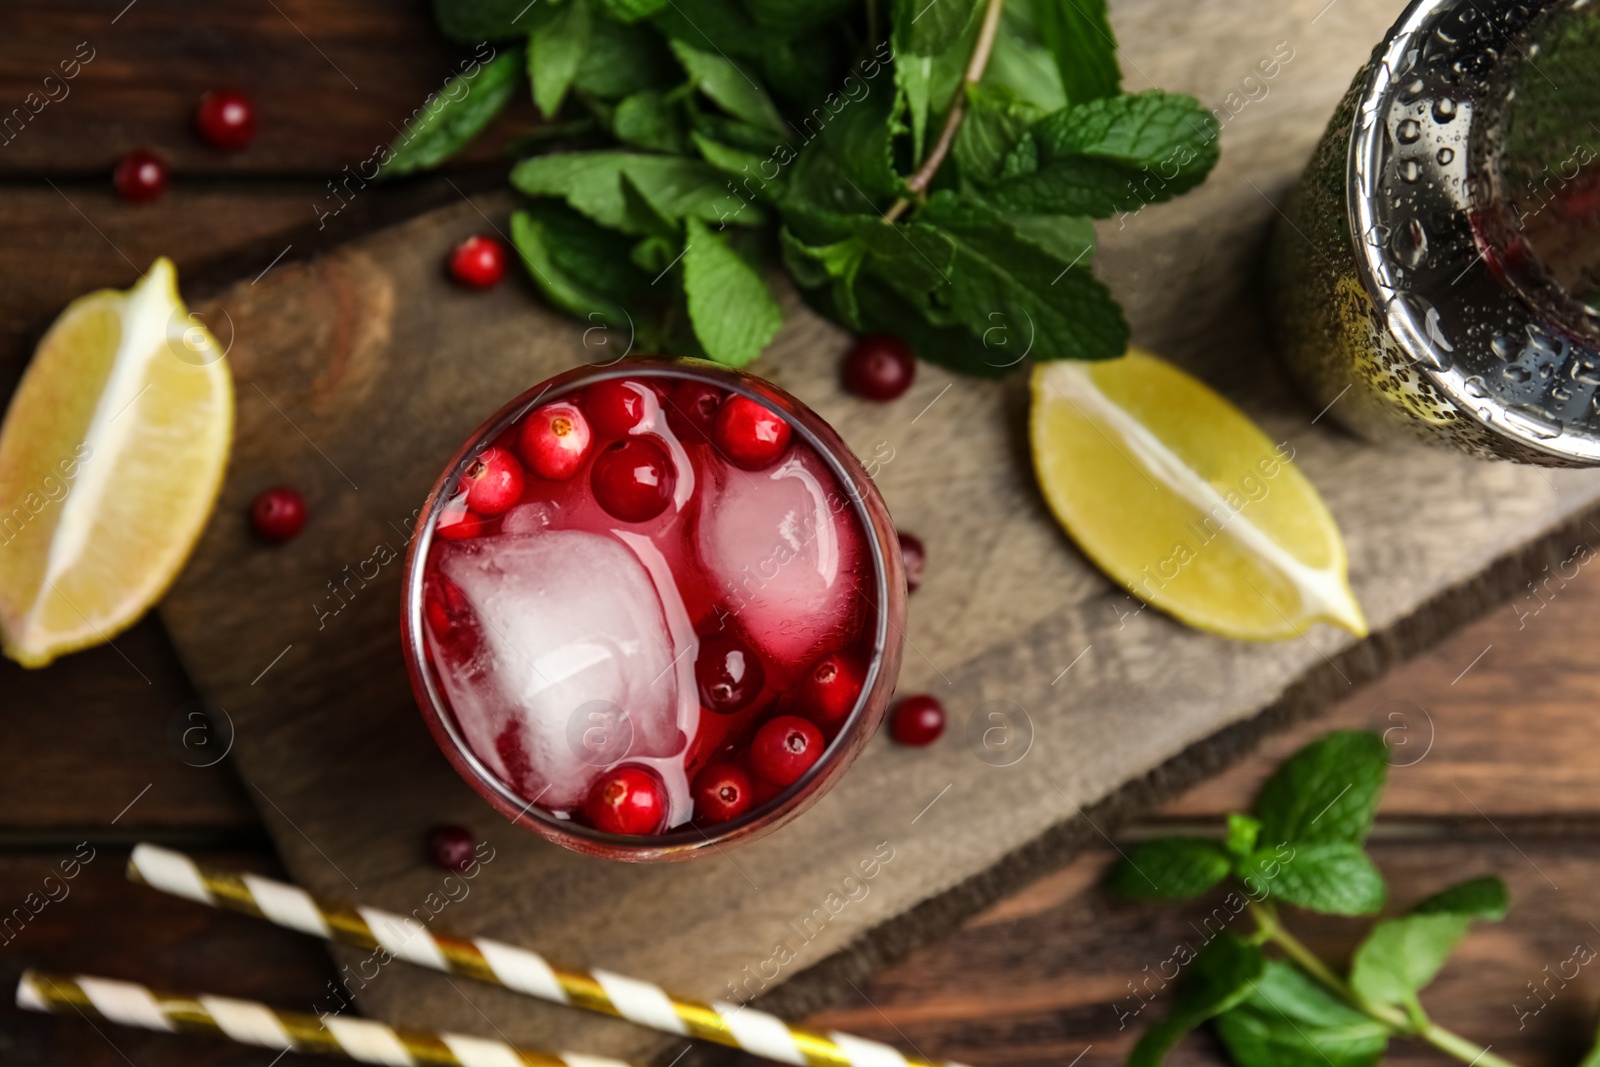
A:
[402, 359, 906, 860]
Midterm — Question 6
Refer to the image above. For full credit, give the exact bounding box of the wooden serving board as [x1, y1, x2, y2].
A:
[158, 0, 1600, 1059]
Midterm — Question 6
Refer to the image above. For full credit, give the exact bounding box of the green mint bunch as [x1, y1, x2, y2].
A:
[1107, 730, 1535, 1067]
[390, 0, 1221, 374]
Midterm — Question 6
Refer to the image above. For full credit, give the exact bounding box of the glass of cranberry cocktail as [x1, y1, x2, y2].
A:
[402, 358, 906, 861]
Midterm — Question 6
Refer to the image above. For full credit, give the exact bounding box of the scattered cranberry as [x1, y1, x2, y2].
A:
[692, 762, 754, 823]
[448, 234, 508, 289]
[462, 445, 524, 515]
[586, 766, 667, 835]
[695, 633, 765, 714]
[586, 378, 651, 438]
[713, 396, 791, 470]
[195, 89, 257, 151]
[842, 335, 915, 401]
[793, 651, 864, 729]
[113, 149, 168, 204]
[519, 402, 592, 480]
[898, 531, 926, 594]
[750, 715, 824, 787]
[665, 380, 724, 443]
[590, 437, 674, 522]
[427, 824, 477, 872]
[436, 498, 492, 540]
[249, 486, 306, 543]
[890, 694, 945, 746]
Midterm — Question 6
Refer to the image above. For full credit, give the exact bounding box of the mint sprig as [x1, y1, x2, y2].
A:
[400, 0, 1221, 373]
[1108, 730, 1542, 1067]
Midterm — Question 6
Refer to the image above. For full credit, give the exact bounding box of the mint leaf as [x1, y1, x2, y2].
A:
[692, 133, 775, 190]
[383, 47, 524, 176]
[1239, 842, 1386, 916]
[529, 0, 591, 119]
[952, 83, 1042, 184]
[982, 5, 1066, 111]
[894, 0, 983, 56]
[434, 0, 549, 42]
[1031, 0, 1121, 104]
[1128, 934, 1264, 1067]
[1105, 838, 1231, 901]
[917, 191, 1128, 362]
[1214, 962, 1388, 1067]
[511, 152, 762, 234]
[614, 89, 689, 153]
[595, 0, 666, 21]
[1225, 813, 1263, 859]
[989, 90, 1219, 218]
[1349, 876, 1508, 1010]
[894, 0, 983, 159]
[682, 218, 782, 366]
[840, 273, 1011, 379]
[744, 0, 855, 37]
[1254, 731, 1388, 848]
[1004, 212, 1094, 264]
[1413, 874, 1508, 921]
[510, 203, 657, 333]
[780, 229, 866, 327]
[573, 13, 676, 99]
[786, 93, 902, 210]
[652, 0, 762, 61]
[670, 41, 786, 135]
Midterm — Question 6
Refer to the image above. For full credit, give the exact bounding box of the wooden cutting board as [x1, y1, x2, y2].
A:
[158, 0, 1600, 1059]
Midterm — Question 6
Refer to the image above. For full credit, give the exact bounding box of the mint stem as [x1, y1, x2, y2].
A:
[883, 0, 1006, 222]
[1247, 904, 1521, 1067]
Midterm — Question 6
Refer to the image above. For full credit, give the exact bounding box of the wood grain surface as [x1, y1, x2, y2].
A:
[132, 0, 1600, 1062]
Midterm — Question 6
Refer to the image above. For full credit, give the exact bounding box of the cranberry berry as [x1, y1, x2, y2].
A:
[426, 824, 477, 873]
[462, 445, 524, 515]
[448, 234, 508, 289]
[714, 396, 791, 470]
[195, 89, 257, 151]
[794, 651, 864, 729]
[692, 762, 754, 823]
[113, 149, 168, 204]
[586, 765, 667, 835]
[695, 633, 765, 714]
[842, 334, 915, 401]
[587, 378, 651, 438]
[249, 486, 306, 543]
[436, 499, 491, 540]
[519, 402, 592, 480]
[898, 531, 926, 594]
[750, 715, 824, 787]
[890, 694, 945, 746]
[591, 437, 674, 522]
[665, 380, 724, 444]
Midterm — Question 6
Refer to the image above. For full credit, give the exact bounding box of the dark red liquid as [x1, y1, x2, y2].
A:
[419, 369, 876, 836]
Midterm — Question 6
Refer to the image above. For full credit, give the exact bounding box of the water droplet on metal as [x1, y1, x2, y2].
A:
[1490, 334, 1519, 360]
[1463, 375, 1490, 398]
[1397, 118, 1423, 144]
[1436, 146, 1455, 165]
[1503, 404, 1562, 439]
[1399, 78, 1426, 101]
[1399, 159, 1422, 183]
[1431, 97, 1457, 122]
[1392, 217, 1429, 267]
[1503, 364, 1533, 383]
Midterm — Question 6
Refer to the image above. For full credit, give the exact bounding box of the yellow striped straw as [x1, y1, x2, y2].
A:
[128, 843, 962, 1067]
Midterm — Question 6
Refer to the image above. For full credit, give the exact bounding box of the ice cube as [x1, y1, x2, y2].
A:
[697, 448, 863, 664]
[434, 530, 689, 810]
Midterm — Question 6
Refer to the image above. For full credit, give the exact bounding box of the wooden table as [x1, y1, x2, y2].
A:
[3, 4, 1598, 1066]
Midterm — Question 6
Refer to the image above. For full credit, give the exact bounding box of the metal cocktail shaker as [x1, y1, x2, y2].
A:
[1272, 0, 1600, 465]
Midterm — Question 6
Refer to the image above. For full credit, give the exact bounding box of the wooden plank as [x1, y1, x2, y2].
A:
[145, 0, 1600, 1059]
[0, 0, 536, 174]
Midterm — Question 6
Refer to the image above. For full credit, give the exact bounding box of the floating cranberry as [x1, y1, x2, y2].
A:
[664, 380, 724, 443]
[842, 335, 915, 401]
[898, 531, 926, 594]
[436, 498, 491, 540]
[426, 824, 477, 872]
[448, 234, 507, 289]
[586, 766, 667, 835]
[113, 149, 168, 204]
[587, 378, 651, 438]
[890, 694, 945, 746]
[750, 715, 824, 787]
[423, 576, 477, 656]
[695, 633, 765, 714]
[590, 437, 674, 522]
[794, 652, 864, 729]
[462, 445, 524, 515]
[692, 762, 754, 823]
[249, 486, 306, 543]
[519, 402, 592, 480]
[195, 89, 257, 151]
[713, 396, 791, 470]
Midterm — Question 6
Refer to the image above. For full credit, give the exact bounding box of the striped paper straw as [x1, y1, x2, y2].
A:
[17, 968, 632, 1067]
[128, 844, 962, 1067]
